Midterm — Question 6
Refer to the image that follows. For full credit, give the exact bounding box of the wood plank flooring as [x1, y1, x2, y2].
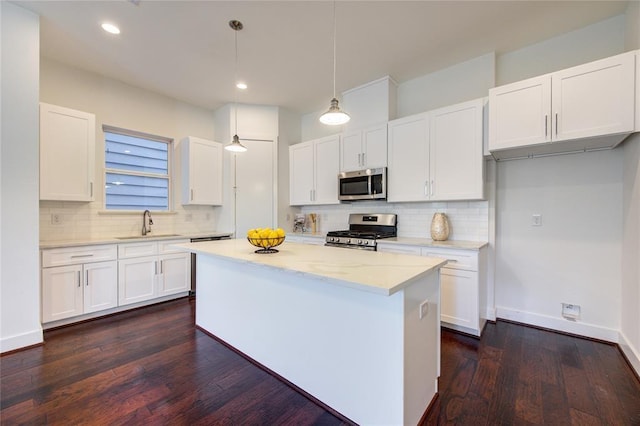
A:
[2, 298, 639, 425]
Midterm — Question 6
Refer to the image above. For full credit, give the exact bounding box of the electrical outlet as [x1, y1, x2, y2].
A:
[562, 303, 580, 320]
[532, 214, 542, 226]
[51, 213, 61, 225]
[419, 299, 430, 320]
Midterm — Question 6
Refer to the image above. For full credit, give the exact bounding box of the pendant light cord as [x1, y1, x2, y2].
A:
[332, 0, 337, 99]
[234, 24, 239, 136]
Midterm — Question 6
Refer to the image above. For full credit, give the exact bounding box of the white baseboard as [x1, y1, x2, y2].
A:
[618, 330, 640, 377]
[484, 307, 497, 322]
[0, 328, 43, 353]
[495, 306, 619, 342]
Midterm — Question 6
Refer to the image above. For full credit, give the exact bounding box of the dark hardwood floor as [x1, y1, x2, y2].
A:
[2, 298, 639, 425]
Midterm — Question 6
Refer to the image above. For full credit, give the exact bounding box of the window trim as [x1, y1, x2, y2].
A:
[102, 125, 173, 212]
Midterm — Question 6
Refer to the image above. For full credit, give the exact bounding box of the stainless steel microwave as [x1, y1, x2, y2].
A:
[338, 167, 387, 201]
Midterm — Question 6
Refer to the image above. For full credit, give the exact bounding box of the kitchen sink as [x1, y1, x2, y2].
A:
[116, 234, 182, 240]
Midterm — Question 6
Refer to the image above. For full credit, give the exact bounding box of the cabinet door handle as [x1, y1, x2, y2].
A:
[555, 113, 558, 136]
[544, 115, 548, 137]
[357, 153, 361, 166]
[71, 254, 93, 259]
[160, 260, 163, 274]
[90, 182, 93, 197]
[86, 270, 89, 286]
[78, 271, 81, 288]
[190, 189, 194, 201]
[155, 261, 158, 275]
[430, 180, 434, 196]
[424, 181, 429, 196]
[310, 190, 313, 201]
[362, 152, 366, 166]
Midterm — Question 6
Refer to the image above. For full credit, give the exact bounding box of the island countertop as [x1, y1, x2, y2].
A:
[174, 238, 447, 296]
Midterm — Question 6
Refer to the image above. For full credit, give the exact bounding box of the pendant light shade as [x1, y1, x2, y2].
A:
[320, 97, 350, 125]
[226, 134, 247, 152]
[319, 2, 350, 126]
[225, 20, 248, 153]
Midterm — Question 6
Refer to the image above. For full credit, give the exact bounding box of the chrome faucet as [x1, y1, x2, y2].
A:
[142, 210, 153, 236]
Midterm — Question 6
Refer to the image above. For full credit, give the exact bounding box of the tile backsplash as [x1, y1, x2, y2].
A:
[40, 201, 221, 242]
[301, 200, 489, 242]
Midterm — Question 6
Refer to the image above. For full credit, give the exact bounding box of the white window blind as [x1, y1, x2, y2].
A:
[104, 128, 171, 211]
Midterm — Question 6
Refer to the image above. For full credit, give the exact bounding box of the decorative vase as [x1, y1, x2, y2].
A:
[430, 212, 450, 241]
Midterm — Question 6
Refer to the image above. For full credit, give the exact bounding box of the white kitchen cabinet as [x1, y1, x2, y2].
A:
[387, 98, 484, 203]
[341, 123, 387, 171]
[118, 239, 190, 306]
[377, 242, 487, 336]
[289, 135, 340, 206]
[39, 103, 96, 201]
[285, 234, 326, 245]
[489, 51, 635, 159]
[387, 112, 430, 203]
[41, 245, 118, 323]
[180, 136, 223, 205]
[430, 99, 484, 200]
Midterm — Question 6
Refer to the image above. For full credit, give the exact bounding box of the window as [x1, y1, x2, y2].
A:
[104, 126, 171, 211]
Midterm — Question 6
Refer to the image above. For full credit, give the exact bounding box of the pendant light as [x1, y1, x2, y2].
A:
[225, 20, 248, 153]
[319, 1, 350, 126]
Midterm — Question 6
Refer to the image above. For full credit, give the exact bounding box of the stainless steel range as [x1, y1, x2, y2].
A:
[325, 213, 397, 251]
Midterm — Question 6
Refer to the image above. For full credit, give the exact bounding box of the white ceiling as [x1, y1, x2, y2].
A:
[18, 0, 630, 115]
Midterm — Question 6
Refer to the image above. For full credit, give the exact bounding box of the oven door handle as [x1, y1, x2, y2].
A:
[368, 175, 372, 197]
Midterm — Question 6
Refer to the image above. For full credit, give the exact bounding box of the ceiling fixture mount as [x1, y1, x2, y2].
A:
[225, 19, 248, 153]
[101, 22, 121, 35]
[319, 1, 350, 126]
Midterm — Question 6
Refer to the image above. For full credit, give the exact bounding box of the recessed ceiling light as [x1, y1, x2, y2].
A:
[101, 22, 121, 35]
[236, 82, 248, 90]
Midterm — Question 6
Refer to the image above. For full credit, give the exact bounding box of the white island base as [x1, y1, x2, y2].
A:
[183, 240, 444, 425]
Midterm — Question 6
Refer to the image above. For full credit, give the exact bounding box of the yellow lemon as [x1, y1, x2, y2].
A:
[276, 228, 285, 237]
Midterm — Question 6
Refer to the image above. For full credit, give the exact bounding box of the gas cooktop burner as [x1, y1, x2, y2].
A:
[325, 213, 397, 251]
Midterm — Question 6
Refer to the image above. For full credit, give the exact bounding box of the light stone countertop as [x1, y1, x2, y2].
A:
[378, 237, 488, 250]
[40, 231, 233, 249]
[173, 238, 447, 296]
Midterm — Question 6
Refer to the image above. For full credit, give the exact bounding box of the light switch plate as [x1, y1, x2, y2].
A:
[419, 300, 429, 319]
[532, 214, 542, 226]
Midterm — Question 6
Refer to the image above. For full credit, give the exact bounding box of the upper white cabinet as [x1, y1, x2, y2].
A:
[340, 123, 387, 172]
[387, 113, 430, 203]
[387, 98, 484, 203]
[430, 99, 484, 200]
[489, 51, 636, 159]
[180, 136, 223, 205]
[40, 103, 96, 201]
[289, 135, 340, 206]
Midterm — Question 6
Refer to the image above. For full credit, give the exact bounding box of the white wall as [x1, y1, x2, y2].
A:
[39, 58, 224, 240]
[397, 52, 495, 117]
[495, 150, 623, 341]
[1, 2, 43, 352]
[621, 134, 640, 374]
[497, 15, 625, 85]
[625, 0, 640, 50]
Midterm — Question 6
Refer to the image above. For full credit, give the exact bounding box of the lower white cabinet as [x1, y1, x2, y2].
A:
[41, 245, 118, 323]
[285, 234, 326, 245]
[378, 242, 487, 336]
[118, 240, 190, 307]
[41, 239, 189, 325]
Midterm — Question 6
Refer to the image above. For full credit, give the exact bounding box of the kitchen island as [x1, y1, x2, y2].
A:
[174, 239, 447, 425]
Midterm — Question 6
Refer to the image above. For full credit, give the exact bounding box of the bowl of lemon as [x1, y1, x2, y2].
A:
[247, 227, 286, 254]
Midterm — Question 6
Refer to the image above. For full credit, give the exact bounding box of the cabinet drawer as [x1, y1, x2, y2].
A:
[42, 245, 117, 267]
[158, 239, 189, 254]
[118, 242, 158, 259]
[421, 248, 478, 271]
[377, 244, 422, 256]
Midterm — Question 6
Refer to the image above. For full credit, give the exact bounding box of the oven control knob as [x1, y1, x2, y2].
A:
[357, 240, 363, 245]
[345, 239, 351, 244]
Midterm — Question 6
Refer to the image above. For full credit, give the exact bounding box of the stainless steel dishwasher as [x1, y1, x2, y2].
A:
[189, 234, 231, 296]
